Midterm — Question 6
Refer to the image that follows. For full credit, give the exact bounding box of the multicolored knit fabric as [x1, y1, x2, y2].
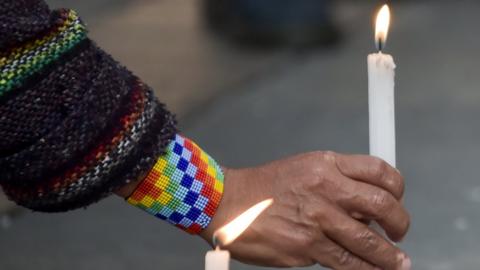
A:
[128, 135, 224, 234]
[0, 1, 177, 212]
[0, 9, 86, 96]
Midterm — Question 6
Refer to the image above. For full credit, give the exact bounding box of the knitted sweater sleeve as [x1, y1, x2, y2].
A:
[0, 0, 178, 212]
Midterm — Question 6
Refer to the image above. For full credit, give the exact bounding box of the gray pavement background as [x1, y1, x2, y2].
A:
[2, 1, 480, 270]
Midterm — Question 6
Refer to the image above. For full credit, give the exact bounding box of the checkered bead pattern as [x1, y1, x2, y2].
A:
[127, 134, 224, 234]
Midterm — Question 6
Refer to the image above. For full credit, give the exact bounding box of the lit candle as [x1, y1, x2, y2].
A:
[368, 4, 396, 167]
[205, 247, 230, 270]
[205, 199, 274, 270]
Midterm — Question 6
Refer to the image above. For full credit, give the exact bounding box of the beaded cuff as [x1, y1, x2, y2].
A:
[127, 134, 224, 234]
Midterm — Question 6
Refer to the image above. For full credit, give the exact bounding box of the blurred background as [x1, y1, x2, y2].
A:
[1, 0, 480, 269]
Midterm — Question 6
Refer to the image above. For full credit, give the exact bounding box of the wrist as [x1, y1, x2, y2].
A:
[114, 172, 148, 199]
[200, 166, 232, 244]
[199, 166, 272, 246]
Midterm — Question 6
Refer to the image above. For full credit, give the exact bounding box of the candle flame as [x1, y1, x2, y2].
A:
[375, 4, 391, 51]
[213, 199, 273, 247]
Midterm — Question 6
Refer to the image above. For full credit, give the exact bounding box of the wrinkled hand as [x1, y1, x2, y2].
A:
[200, 151, 411, 270]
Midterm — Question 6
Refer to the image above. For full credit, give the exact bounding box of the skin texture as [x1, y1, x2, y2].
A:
[116, 151, 411, 270]
[199, 151, 411, 270]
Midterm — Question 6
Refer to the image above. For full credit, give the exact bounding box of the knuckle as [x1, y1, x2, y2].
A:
[297, 232, 317, 249]
[322, 151, 337, 162]
[302, 205, 329, 228]
[304, 151, 327, 173]
[385, 170, 405, 198]
[311, 168, 327, 186]
[303, 204, 320, 220]
[370, 189, 393, 216]
[308, 151, 337, 167]
[370, 157, 388, 180]
[355, 230, 380, 253]
[337, 249, 356, 266]
[311, 151, 337, 179]
[307, 150, 325, 161]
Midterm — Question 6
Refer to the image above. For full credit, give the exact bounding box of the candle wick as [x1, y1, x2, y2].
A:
[212, 234, 222, 249]
[212, 235, 217, 247]
[377, 38, 383, 52]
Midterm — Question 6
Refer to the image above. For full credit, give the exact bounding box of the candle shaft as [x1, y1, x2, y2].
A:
[368, 53, 396, 167]
[205, 248, 230, 270]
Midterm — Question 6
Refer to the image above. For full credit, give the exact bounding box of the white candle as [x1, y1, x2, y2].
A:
[368, 5, 396, 167]
[205, 247, 230, 270]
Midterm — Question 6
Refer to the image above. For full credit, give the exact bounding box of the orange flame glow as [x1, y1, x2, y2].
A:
[375, 4, 391, 51]
[213, 199, 273, 247]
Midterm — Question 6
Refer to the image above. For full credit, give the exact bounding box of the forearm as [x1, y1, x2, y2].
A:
[0, 0, 226, 237]
[0, 1, 177, 211]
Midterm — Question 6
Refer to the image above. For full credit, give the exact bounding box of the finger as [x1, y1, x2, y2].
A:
[340, 179, 410, 242]
[335, 154, 404, 200]
[312, 238, 378, 270]
[325, 207, 411, 270]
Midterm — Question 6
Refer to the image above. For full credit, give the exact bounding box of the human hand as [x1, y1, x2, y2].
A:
[200, 151, 411, 270]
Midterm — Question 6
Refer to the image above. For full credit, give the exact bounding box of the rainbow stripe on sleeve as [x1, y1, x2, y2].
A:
[0, 9, 87, 97]
[127, 134, 224, 234]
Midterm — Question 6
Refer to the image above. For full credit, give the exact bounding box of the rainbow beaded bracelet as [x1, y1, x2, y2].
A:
[127, 134, 224, 234]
